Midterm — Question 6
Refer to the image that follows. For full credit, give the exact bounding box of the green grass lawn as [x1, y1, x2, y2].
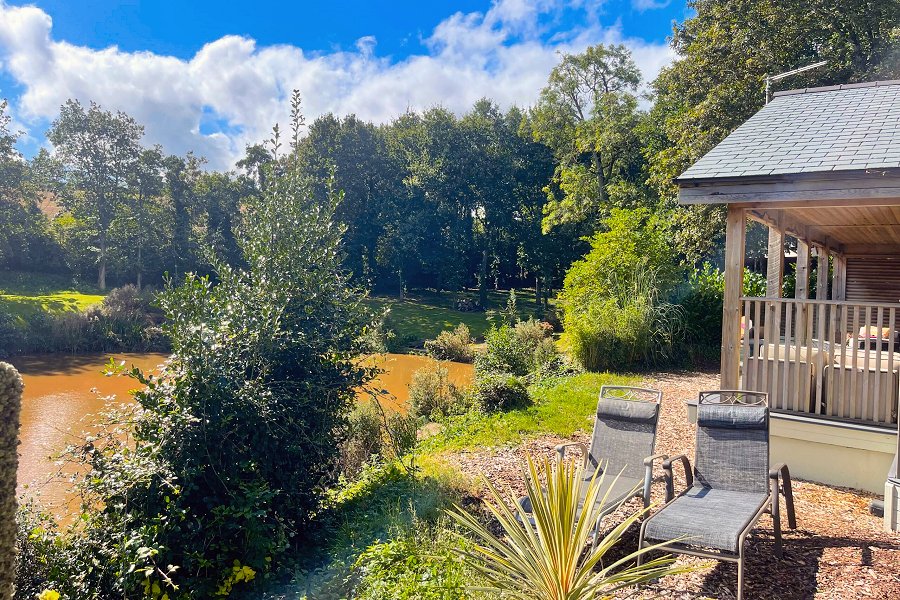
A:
[422, 371, 638, 452]
[0, 270, 105, 319]
[367, 288, 552, 345]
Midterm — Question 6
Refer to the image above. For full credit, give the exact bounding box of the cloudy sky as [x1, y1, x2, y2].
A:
[0, 0, 686, 170]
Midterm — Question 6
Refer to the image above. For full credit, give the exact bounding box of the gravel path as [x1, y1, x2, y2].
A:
[443, 370, 900, 599]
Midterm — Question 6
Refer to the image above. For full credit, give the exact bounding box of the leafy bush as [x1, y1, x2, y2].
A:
[561, 208, 683, 308]
[564, 268, 684, 371]
[408, 364, 468, 420]
[471, 372, 530, 412]
[340, 403, 387, 477]
[475, 318, 557, 378]
[352, 521, 471, 600]
[423, 323, 474, 363]
[16, 101, 375, 599]
[678, 263, 724, 352]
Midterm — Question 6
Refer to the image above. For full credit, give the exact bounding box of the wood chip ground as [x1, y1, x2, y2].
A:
[442, 370, 900, 599]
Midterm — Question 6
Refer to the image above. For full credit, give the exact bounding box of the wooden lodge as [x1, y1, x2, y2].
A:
[676, 80, 900, 531]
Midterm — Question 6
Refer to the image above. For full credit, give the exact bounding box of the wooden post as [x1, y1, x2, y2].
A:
[722, 206, 746, 388]
[816, 248, 829, 300]
[832, 254, 847, 301]
[796, 240, 810, 344]
[766, 226, 784, 298]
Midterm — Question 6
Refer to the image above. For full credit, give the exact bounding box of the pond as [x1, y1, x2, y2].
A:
[10, 352, 473, 514]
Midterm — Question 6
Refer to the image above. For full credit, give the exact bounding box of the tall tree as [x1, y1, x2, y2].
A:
[162, 152, 204, 277]
[128, 146, 164, 288]
[529, 44, 644, 232]
[47, 100, 143, 289]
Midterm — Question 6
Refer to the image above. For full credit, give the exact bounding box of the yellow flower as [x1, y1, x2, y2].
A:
[38, 591, 61, 600]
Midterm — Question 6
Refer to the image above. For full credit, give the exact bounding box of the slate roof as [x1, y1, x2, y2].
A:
[677, 80, 900, 181]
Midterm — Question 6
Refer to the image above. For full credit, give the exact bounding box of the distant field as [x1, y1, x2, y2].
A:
[367, 288, 552, 345]
[0, 271, 105, 319]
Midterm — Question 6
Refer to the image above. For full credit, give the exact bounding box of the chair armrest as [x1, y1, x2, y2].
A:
[555, 442, 589, 468]
[640, 453, 668, 507]
[769, 463, 797, 529]
[662, 454, 693, 502]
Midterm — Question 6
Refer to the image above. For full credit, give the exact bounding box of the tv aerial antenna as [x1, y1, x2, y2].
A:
[765, 60, 828, 103]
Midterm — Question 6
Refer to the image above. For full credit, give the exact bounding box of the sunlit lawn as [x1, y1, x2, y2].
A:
[422, 371, 638, 451]
[367, 288, 552, 344]
[0, 270, 105, 319]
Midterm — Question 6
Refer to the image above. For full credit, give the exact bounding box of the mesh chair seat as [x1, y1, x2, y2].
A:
[643, 485, 769, 553]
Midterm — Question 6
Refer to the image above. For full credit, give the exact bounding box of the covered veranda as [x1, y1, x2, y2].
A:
[676, 81, 900, 531]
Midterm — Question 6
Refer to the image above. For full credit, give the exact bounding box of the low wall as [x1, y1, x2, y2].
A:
[685, 403, 896, 494]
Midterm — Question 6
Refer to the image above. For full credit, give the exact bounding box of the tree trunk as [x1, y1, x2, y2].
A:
[535, 274, 544, 318]
[98, 228, 107, 290]
[479, 248, 489, 308]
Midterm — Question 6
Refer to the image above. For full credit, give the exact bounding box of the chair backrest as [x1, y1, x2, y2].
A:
[588, 386, 662, 479]
[694, 390, 769, 493]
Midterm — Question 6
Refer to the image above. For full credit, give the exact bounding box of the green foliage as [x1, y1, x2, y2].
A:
[564, 268, 684, 372]
[475, 319, 557, 379]
[448, 456, 687, 600]
[23, 97, 374, 598]
[352, 522, 473, 600]
[679, 263, 725, 354]
[408, 364, 468, 421]
[471, 372, 530, 412]
[529, 44, 646, 231]
[423, 323, 474, 363]
[560, 208, 682, 305]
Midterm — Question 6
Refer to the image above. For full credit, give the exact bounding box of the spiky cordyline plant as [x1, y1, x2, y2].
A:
[448, 455, 689, 600]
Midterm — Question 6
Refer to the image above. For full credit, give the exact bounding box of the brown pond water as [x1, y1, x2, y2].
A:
[10, 352, 473, 515]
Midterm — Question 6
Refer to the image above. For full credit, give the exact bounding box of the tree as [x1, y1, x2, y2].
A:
[0, 102, 64, 272]
[127, 147, 164, 288]
[530, 44, 644, 232]
[162, 152, 204, 277]
[47, 100, 143, 289]
[647, 0, 900, 261]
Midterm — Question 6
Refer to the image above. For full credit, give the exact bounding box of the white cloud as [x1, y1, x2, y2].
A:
[631, 0, 672, 10]
[0, 0, 674, 169]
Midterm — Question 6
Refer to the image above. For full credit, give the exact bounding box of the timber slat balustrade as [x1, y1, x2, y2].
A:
[740, 297, 900, 428]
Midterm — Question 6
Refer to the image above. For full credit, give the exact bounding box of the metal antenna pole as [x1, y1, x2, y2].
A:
[764, 60, 829, 103]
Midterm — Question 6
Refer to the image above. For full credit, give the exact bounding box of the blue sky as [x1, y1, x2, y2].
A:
[0, 0, 688, 168]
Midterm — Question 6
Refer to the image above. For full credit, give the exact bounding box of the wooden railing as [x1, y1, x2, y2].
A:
[740, 297, 900, 429]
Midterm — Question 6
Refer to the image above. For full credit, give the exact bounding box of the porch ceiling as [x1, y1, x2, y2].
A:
[748, 204, 900, 255]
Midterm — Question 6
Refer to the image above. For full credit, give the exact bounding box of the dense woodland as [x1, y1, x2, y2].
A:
[3, 0, 897, 303]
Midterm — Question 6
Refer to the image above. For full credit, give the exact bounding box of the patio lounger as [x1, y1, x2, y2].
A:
[518, 385, 666, 547]
[637, 390, 797, 600]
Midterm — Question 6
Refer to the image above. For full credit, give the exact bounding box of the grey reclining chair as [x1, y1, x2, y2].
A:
[637, 390, 797, 600]
[518, 385, 666, 545]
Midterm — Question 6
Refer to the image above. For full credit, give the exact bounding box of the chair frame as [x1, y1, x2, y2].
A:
[555, 385, 667, 546]
[636, 390, 797, 600]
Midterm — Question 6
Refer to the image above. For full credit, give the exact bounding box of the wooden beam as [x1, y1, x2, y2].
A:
[766, 225, 784, 298]
[796, 240, 811, 344]
[816, 249, 829, 300]
[832, 254, 847, 301]
[722, 206, 746, 388]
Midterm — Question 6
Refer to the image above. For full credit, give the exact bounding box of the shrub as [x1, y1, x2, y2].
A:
[423, 323, 474, 363]
[18, 100, 375, 599]
[352, 521, 471, 600]
[678, 263, 724, 351]
[471, 372, 530, 412]
[340, 403, 387, 477]
[408, 364, 467, 420]
[475, 318, 557, 378]
[564, 268, 684, 371]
